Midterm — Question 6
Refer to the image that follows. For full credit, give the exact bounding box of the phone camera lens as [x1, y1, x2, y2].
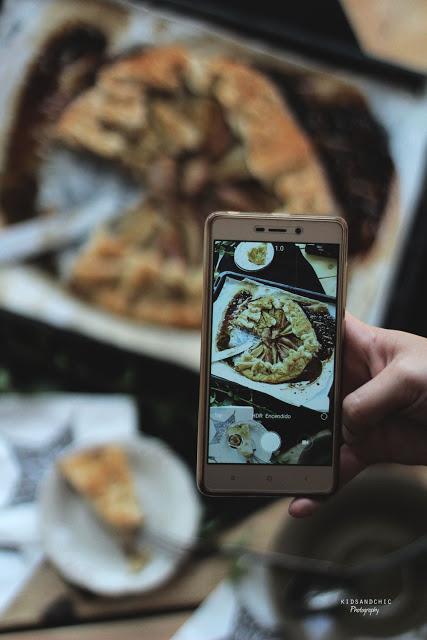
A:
[295, 227, 302, 235]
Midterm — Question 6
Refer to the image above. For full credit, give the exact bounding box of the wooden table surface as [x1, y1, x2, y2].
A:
[0, 613, 189, 640]
[342, 0, 427, 72]
[0, 499, 289, 639]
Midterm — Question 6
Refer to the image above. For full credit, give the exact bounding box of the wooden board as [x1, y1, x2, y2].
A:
[342, 0, 427, 72]
[0, 612, 189, 640]
[1, 499, 289, 631]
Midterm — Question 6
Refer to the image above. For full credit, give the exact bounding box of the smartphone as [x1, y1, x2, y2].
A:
[197, 212, 347, 496]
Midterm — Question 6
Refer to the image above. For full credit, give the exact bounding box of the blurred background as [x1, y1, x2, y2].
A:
[0, 0, 427, 638]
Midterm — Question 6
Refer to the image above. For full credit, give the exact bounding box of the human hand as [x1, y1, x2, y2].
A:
[289, 313, 427, 517]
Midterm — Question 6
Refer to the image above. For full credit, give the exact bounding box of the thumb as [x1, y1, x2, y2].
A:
[342, 313, 376, 396]
[343, 361, 415, 440]
[288, 444, 366, 518]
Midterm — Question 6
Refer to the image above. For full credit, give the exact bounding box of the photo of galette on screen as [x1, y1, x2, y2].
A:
[211, 241, 338, 413]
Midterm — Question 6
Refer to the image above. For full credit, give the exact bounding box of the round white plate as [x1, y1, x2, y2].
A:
[234, 242, 274, 272]
[209, 419, 276, 463]
[38, 436, 201, 596]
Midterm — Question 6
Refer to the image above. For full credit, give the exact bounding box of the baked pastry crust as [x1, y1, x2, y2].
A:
[54, 46, 338, 327]
[233, 295, 320, 383]
[59, 445, 143, 550]
[55, 47, 333, 210]
[70, 203, 203, 328]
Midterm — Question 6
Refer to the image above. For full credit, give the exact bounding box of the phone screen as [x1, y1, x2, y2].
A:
[208, 240, 339, 466]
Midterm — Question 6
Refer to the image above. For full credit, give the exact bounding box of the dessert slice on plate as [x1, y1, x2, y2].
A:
[40, 435, 201, 594]
[59, 444, 144, 558]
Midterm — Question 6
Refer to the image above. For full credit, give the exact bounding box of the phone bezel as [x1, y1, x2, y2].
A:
[197, 211, 348, 496]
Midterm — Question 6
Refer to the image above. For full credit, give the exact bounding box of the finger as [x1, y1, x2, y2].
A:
[288, 444, 366, 518]
[345, 419, 427, 466]
[344, 313, 373, 354]
[343, 363, 415, 437]
[339, 443, 368, 482]
[288, 497, 316, 518]
[342, 313, 374, 396]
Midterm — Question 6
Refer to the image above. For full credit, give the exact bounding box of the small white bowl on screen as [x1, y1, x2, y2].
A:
[260, 431, 282, 456]
[234, 242, 274, 271]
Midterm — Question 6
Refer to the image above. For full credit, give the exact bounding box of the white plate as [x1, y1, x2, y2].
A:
[38, 436, 201, 596]
[234, 242, 274, 272]
[209, 419, 272, 464]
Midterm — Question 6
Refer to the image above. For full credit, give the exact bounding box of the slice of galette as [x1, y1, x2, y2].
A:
[59, 444, 144, 556]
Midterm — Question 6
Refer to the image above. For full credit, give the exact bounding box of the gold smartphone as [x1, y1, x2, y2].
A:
[198, 212, 348, 496]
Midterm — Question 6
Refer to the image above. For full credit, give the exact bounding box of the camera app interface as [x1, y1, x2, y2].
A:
[208, 240, 339, 466]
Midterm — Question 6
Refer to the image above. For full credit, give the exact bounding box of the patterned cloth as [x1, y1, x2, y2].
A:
[0, 394, 137, 614]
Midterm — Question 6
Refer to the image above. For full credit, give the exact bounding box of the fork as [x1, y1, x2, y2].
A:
[140, 528, 427, 584]
[140, 527, 351, 582]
